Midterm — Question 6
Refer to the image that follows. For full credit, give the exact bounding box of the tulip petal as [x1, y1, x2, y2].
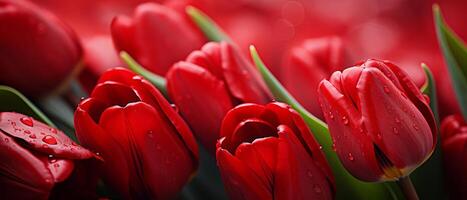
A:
[74, 100, 131, 198]
[167, 61, 232, 153]
[97, 67, 135, 85]
[225, 118, 276, 154]
[276, 125, 334, 200]
[39, 157, 74, 183]
[0, 112, 94, 159]
[216, 148, 272, 200]
[358, 68, 433, 172]
[90, 81, 140, 109]
[186, 42, 224, 80]
[0, 131, 53, 199]
[132, 75, 199, 160]
[318, 80, 383, 181]
[221, 42, 271, 103]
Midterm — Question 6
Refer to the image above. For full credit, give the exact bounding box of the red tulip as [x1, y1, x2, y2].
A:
[216, 102, 335, 199]
[282, 37, 347, 119]
[0, 112, 96, 199]
[111, 2, 205, 76]
[74, 67, 198, 199]
[166, 42, 272, 153]
[318, 59, 437, 181]
[0, 0, 82, 98]
[441, 114, 467, 199]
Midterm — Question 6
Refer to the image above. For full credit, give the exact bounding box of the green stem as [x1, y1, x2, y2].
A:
[396, 176, 419, 200]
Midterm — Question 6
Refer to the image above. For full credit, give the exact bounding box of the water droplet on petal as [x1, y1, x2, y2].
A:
[20, 117, 33, 127]
[329, 111, 334, 120]
[29, 134, 37, 139]
[383, 85, 390, 93]
[395, 118, 401, 124]
[307, 170, 313, 178]
[49, 159, 57, 163]
[393, 127, 399, 134]
[71, 142, 78, 146]
[342, 116, 349, 125]
[319, 145, 323, 150]
[133, 75, 143, 81]
[49, 128, 57, 134]
[348, 153, 355, 161]
[413, 124, 420, 131]
[4, 138, 9, 143]
[48, 154, 53, 158]
[331, 143, 337, 152]
[377, 133, 382, 140]
[42, 135, 57, 145]
[147, 130, 154, 138]
[24, 130, 31, 134]
[170, 104, 179, 113]
[53, 163, 60, 168]
[80, 97, 85, 101]
[313, 184, 322, 194]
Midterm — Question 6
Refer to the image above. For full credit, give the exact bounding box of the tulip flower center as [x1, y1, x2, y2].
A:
[223, 119, 277, 154]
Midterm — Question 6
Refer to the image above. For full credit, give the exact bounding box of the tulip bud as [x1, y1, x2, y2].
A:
[74, 67, 198, 199]
[282, 37, 346, 119]
[440, 115, 467, 199]
[111, 2, 205, 75]
[0, 0, 82, 98]
[166, 42, 272, 153]
[318, 59, 437, 182]
[216, 102, 335, 199]
[0, 112, 96, 199]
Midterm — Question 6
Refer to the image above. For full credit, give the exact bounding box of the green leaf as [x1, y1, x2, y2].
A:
[433, 4, 467, 119]
[250, 46, 399, 200]
[0, 85, 55, 126]
[120, 51, 168, 97]
[186, 6, 231, 42]
[410, 64, 445, 200]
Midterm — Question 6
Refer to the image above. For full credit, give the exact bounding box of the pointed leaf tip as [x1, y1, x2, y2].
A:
[119, 51, 168, 98]
[186, 5, 230, 42]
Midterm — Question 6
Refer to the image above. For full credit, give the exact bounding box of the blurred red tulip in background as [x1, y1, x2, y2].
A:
[0, 0, 82, 98]
[282, 36, 348, 119]
[216, 102, 335, 200]
[167, 42, 271, 153]
[75, 68, 198, 199]
[0, 112, 96, 200]
[441, 115, 467, 199]
[318, 59, 437, 181]
[111, 2, 206, 75]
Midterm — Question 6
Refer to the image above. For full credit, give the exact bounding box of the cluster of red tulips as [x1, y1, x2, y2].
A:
[1, 0, 466, 200]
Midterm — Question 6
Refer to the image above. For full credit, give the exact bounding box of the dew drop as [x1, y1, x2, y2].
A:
[393, 127, 399, 134]
[329, 111, 334, 120]
[48, 154, 53, 158]
[132, 75, 143, 81]
[4, 138, 9, 143]
[80, 97, 85, 101]
[413, 124, 420, 131]
[29, 134, 37, 139]
[20, 117, 33, 127]
[318, 145, 323, 150]
[147, 130, 154, 138]
[24, 130, 31, 134]
[307, 170, 313, 178]
[170, 104, 179, 113]
[49, 159, 57, 163]
[348, 153, 355, 161]
[331, 143, 337, 152]
[49, 128, 57, 134]
[71, 142, 78, 146]
[42, 135, 57, 145]
[53, 163, 60, 168]
[395, 118, 401, 124]
[383, 86, 390, 93]
[377, 133, 382, 140]
[313, 184, 322, 194]
[342, 116, 349, 125]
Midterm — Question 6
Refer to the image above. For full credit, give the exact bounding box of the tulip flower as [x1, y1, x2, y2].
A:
[216, 102, 335, 199]
[111, 2, 205, 76]
[74, 67, 198, 199]
[440, 115, 467, 199]
[0, 112, 96, 199]
[318, 59, 437, 182]
[166, 41, 272, 153]
[0, 0, 82, 98]
[282, 37, 347, 119]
